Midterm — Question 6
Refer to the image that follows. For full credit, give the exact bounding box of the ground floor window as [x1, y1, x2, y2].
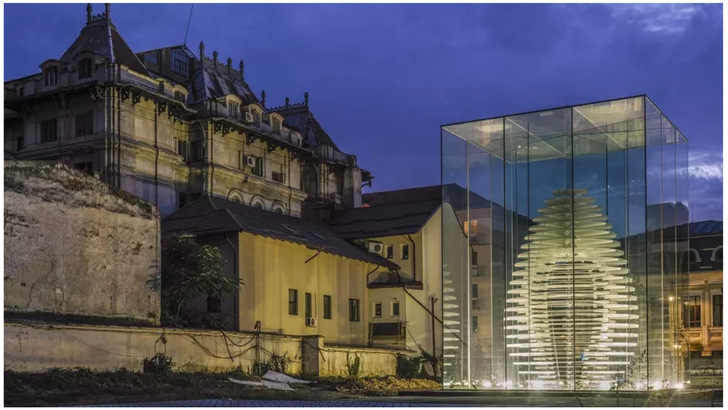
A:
[349, 298, 360, 322]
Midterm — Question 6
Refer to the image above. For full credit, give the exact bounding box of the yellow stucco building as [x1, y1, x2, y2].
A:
[163, 196, 398, 345]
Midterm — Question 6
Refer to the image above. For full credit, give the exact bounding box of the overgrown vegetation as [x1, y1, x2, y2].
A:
[345, 353, 361, 379]
[142, 353, 174, 374]
[148, 234, 241, 328]
[4, 368, 440, 406]
[395, 354, 427, 379]
[252, 353, 291, 375]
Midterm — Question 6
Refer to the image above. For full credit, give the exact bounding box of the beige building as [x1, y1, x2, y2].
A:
[162, 196, 397, 345]
[327, 185, 455, 360]
[683, 221, 723, 385]
[4, 4, 369, 218]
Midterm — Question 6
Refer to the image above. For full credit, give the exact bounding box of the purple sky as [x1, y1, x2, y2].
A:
[4, 3, 723, 221]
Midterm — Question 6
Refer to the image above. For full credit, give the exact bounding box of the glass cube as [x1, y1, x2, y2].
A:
[441, 95, 689, 391]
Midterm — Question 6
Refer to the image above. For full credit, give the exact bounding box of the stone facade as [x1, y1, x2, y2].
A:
[4, 161, 160, 323]
[4, 4, 370, 218]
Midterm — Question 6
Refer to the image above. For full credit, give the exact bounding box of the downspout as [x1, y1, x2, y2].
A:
[224, 232, 240, 331]
[407, 234, 417, 281]
[116, 63, 122, 187]
[305, 248, 323, 264]
[154, 99, 159, 210]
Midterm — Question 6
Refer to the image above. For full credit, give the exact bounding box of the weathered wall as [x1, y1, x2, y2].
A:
[238, 232, 385, 345]
[4, 322, 410, 377]
[4, 161, 160, 323]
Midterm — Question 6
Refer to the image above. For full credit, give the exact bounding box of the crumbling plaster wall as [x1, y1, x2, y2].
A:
[4, 161, 160, 323]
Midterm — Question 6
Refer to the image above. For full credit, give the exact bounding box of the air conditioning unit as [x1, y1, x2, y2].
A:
[367, 242, 384, 254]
[244, 155, 256, 168]
[305, 317, 317, 327]
[244, 111, 254, 123]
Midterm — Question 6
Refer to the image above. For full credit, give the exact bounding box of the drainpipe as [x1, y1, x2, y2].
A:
[407, 234, 417, 281]
[116, 63, 122, 187]
[224, 232, 240, 331]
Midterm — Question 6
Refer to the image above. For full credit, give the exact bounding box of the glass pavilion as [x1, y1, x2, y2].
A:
[441, 95, 689, 391]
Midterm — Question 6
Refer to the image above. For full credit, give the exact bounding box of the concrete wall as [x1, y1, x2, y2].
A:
[4, 161, 160, 323]
[4, 322, 410, 377]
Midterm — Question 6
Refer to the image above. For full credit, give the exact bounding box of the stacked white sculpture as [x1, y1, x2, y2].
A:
[506, 189, 639, 390]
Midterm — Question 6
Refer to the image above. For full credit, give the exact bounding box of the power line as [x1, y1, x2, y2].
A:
[183, 4, 194, 46]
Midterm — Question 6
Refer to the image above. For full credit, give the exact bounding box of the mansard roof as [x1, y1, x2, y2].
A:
[269, 103, 340, 150]
[188, 54, 261, 106]
[60, 6, 150, 77]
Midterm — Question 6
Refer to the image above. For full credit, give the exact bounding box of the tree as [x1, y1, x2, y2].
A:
[148, 234, 240, 327]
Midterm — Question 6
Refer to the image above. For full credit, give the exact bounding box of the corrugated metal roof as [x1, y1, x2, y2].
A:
[162, 197, 398, 269]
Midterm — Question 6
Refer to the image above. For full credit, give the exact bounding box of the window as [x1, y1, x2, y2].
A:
[272, 117, 282, 134]
[713, 294, 723, 327]
[272, 166, 286, 183]
[252, 157, 264, 177]
[392, 302, 400, 316]
[386, 245, 393, 259]
[288, 289, 298, 315]
[178, 192, 187, 208]
[401, 244, 409, 260]
[472, 284, 479, 299]
[374, 303, 382, 318]
[349, 298, 360, 322]
[472, 251, 478, 266]
[177, 139, 189, 160]
[144, 52, 158, 65]
[16, 136, 24, 151]
[191, 141, 202, 162]
[75, 111, 93, 137]
[40, 119, 58, 143]
[74, 162, 93, 176]
[78, 58, 92, 79]
[44, 66, 58, 87]
[713, 247, 723, 262]
[305, 292, 312, 318]
[174, 91, 186, 103]
[171, 48, 189, 77]
[463, 219, 478, 235]
[228, 101, 240, 119]
[323, 295, 332, 319]
[207, 295, 221, 313]
[472, 316, 479, 333]
[689, 249, 701, 263]
[684, 295, 701, 328]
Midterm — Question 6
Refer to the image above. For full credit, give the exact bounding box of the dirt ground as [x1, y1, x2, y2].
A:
[4, 368, 441, 407]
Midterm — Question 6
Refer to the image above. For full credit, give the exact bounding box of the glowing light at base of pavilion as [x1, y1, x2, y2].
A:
[505, 189, 639, 390]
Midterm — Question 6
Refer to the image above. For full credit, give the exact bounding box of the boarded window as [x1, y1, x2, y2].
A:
[78, 58, 92, 79]
[349, 299, 360, 322]
[323, 295, 332, 319]
[40, 119, 58, 143]
[75, 111, 93, 137]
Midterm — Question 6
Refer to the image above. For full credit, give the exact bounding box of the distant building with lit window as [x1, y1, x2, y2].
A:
[684, 220, 722, 386]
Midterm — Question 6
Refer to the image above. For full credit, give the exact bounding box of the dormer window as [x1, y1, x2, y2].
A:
[272, 117, 282, 134]
[228, 101, 240, 119]
[171, 48, 189, 77]
[44, 66, 58, 87]
[78, 58, 92, 79]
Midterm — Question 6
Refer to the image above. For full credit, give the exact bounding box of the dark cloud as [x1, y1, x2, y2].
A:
[4, 3, 722, 221]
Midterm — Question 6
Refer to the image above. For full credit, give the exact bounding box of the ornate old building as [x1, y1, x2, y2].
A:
[4, 4, 371, 217]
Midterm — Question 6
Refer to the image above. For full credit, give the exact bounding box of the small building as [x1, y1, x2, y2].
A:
[328, 185, 457, 360]
[162, 197, 397, 345]
[684, 220, 723, 385]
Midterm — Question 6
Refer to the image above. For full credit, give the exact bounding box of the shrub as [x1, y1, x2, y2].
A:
[142, 353, 173, 374]
[396, 354, 426, 379]
[345, 353, 361, 379]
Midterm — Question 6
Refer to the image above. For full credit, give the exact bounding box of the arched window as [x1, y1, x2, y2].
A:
[254, 202, 263, 209]
[44, 66, 58, 87]
[78, 58, 92, 79]
[712, 246, 722, 262]
[689, 248, 701, 264]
